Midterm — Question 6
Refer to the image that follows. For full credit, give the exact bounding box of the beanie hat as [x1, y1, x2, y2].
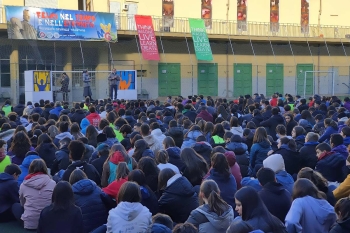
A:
[263, 154, 285, 173]
[224, 151, 236, 167]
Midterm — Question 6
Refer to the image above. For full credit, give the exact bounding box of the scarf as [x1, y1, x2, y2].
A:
[25, 172, 44, 180]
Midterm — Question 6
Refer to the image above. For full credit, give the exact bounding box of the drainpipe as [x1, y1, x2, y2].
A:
[318, 0, 322, 36]
[318, 44, 320, 93]
[226, 0, 230, 97]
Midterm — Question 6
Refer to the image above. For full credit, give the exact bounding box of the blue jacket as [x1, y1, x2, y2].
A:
[316, 152, 345, 182]
[0, 173, 19, 213]
[332, 145, 348, 160]
[319, 126, 338, 143]
[344, 136, 350, 147]
[166, 147, 186, 172]
[285, 196, 336, 233]
[205, 169, 237, 209]
[149, 223, 172, 233]
[241, 170, 294, 195]
[72, 179, 108, 233]
[249, 141, 271, 169]
[18, 155, 41, 185]
[31, 107, 43, 115]
[181, 130, 203, 149]
[49, 106, 63, 116]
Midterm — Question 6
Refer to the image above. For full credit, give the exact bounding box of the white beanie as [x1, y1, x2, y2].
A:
[263, 154, 285, 173]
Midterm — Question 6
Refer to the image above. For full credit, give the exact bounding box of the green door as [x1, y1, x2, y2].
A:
[266, 64, 284, 97]
[158, 63, 181, 97]
[234, 63, 252, 97]
[198, 63, 218, 96]
[296, 64, 313, 97]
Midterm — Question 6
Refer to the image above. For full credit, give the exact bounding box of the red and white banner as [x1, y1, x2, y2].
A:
[134, 15, 160, 61]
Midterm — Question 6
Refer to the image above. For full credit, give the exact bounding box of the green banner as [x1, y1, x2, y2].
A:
[189, 18, 213, 61]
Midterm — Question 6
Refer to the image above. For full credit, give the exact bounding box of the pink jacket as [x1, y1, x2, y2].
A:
[19, 174, 56, 230]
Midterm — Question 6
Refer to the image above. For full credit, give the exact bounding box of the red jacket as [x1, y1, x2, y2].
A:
[197, 110, 213, 123]
[86, 113, 101, 128]
[102, 177, 128, 199]
[270, 97, 278, 107]
[224, 151, 242, 189]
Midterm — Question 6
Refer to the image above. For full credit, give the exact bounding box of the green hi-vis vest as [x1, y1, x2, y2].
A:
[0, 156, 11, 173]
[212, 135, 225, 144]
[2, 105, 11, 117]
[288, 104, 294, 111]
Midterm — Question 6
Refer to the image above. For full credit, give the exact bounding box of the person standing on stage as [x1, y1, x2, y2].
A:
[83, 70, 93, 101]
[60, 72, 70, 101]
[108, 68, 121, 100]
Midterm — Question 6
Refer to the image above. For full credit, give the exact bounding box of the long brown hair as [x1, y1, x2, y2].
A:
[200, 180, 229, 216]
[116, 162, 130, 180]
[10, 131, 32, 160]
[253, 127, 270, 144]
[292, 178, 326, 201]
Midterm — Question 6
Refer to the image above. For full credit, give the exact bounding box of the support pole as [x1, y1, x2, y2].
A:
[183, 20, 194, 96]
[79, 40, 85, 69]
[134, 34, 143, 95]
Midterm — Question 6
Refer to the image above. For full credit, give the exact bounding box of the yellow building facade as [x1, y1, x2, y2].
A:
[1, 0, 350, 103]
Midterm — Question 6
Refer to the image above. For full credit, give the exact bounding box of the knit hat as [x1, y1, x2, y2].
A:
[97, 133, 107, 143]
[263, 154, 285, 173]
[230, 134, 242, 143]
[224, 151, 236, 167]
[96, 143, 109, 152]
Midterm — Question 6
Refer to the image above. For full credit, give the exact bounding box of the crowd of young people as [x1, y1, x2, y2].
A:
[0, 93, 350, 233]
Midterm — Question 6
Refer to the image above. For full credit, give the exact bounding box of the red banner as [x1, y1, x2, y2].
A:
[135, 15, 160, 61]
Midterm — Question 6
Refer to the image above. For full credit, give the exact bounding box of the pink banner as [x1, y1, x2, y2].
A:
[135, 15, 160, 61]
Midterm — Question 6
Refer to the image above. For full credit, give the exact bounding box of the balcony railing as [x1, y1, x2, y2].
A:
[115, 14, 350, 40]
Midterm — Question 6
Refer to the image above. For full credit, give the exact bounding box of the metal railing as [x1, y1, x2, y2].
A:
[115, 14, 350, 39]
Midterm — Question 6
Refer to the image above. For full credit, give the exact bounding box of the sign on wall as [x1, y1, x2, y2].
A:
[135, 15, 160, 61]
[270, 0, 279, 32]
[5, 6, 117, 41]
[162, 0, 174, 27]
[117, 70, 136, 90]
[201, 0, 212, 29]
[237, 0, 247, 31]
[33, 71, 51, 92]
[301, 0, 309, 33]
[189, 18, 213, 61]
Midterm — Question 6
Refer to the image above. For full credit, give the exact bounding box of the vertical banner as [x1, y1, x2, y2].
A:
[201, 0, 212, 29]
[189, 19, 213, 61]
[135, 15, 160, 61]
[270, 0, 279, 32]
[162, 0, 174, 28]
[237, 0, 247, 31]
[301, 0, 309, 33]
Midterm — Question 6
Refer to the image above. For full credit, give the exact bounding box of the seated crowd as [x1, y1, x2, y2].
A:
[0, 93, 350, 233]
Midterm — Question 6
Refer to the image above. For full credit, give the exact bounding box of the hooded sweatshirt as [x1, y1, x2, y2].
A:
[181, 130, 203, 149]
[285, 196, 336, 233]
[80, 118, 90, 135]
[53, 132, 74, 147]
[143, 134, 163, 155]
[331, 144, 348, 160]
[250, 141, 271, 169]
[224, 151, 242, 189]
[0, 172, 19, 214]
[151, 128, 166, 145]
[106, 202, 151, 233]
[230, 126, 243, 137]
[186, 204, 234, 233]
[18, 155, 41, 185]
[19, 174, 56, 229]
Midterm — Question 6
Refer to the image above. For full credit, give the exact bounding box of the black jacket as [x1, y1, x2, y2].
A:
[273, 146, 300, 176]
[251, 113, 264, 127]
[51, 146, 70, 175]
[192, 142, 212, 166]
[42, 106, 53, 120]
[286, 120, 298, 136]
[159, 175, 199, 223]
[36, 142, 57, 169]
[70, 110, 86, 125]
[91, 154, 109, 176]
[183, 110, 197, 123]
[166, 127, 184, 148]
[260, 114, 285, 141]
[120, 136, 132, 151]
[62, 161, 101, 186]
[13, 104, 25, 116]
[258, 182, 291, 222]
[330, 217, 350, 233]
[298, 143, 318, 169]
[226, 142, 250, 177]
[38, 204, 83, 233]
[0, 173, 19, 214]
[316, 152, 346, 182]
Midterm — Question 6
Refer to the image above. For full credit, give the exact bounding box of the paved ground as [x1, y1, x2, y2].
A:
[0, 221, 28, 233]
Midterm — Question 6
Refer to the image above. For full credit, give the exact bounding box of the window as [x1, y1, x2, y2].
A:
[1, 59, 11, 87]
